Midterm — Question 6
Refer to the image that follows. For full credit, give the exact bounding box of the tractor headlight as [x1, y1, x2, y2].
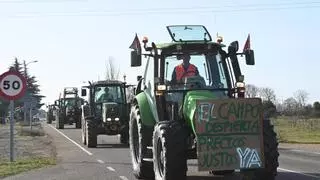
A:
[115, 118, 119, 121]
[157, 85, 166, 91]
[107, 118, 111, 121]
[236, 82, 245, 89]
[235, 81, 245, 98]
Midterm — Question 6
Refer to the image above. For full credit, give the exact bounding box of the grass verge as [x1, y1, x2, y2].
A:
[0, 157, 56, 178]
[272, 117, 320, 144]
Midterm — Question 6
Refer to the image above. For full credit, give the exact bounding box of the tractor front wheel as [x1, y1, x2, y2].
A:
[56, 114, 64, 129]
[129, 105, 154, 179]
[86, 120, 97, 148]
[153, 121, 188, 180]
[120, 127, 129, 145]
[81, 117, 86, 145]
[46, 114, 52, 124]
[75, 116, 81, 129]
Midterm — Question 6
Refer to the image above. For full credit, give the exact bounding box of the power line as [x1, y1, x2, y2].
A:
[0, 0, 86, 3]
[1, 2, 320, 18]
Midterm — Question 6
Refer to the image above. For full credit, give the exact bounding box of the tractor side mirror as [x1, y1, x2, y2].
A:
[131, 50, 142, 67]
[227, 41, 239, 55]
[81, 89, 87, 96]
[245, 49, 255, 65]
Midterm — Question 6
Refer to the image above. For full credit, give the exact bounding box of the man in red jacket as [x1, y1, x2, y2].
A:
[171, 52, 199, 83]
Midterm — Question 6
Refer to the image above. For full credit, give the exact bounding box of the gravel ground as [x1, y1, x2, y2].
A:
[0, 122, 56, 161]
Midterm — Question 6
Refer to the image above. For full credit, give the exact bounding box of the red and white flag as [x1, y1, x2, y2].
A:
[243, 34, 251, 52]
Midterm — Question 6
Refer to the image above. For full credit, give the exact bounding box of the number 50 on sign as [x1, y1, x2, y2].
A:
[0, 70, 27, 101]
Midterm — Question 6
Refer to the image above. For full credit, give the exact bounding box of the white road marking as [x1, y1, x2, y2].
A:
[48, 124, 93, 156]
[278, 167, 319, 178]
[289, 149, 320, 155]
[119, 176, 129, 180]
[97, 159, 104, 164]
[107, 166, 115, 172]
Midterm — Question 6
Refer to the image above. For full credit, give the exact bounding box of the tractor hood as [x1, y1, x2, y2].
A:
[182, 90, 227, 133]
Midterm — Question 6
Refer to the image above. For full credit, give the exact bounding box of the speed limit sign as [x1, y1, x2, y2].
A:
[0, 70, 27, 101]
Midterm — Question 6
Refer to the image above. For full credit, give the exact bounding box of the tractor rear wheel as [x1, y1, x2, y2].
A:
[153, 121, 188, 180]
[86, 120, 97, 148]
[241, 120, 279, 180]
[120, 127, 129, 145]
[129, 105, 154, 179]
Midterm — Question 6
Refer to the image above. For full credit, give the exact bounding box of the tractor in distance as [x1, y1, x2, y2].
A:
[80, 79, 134, 148]
[46, 104, 56, 124]
[54, 87, 84, 129]
[128, 25, 279, 180]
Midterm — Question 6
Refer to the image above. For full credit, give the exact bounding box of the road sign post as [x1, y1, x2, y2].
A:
[0, 70, 27, 162]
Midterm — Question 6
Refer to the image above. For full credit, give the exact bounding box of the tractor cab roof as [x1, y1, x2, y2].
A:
[91, 80, 126, 87]
[63, 87, 78, 94]
[144, 25, 226, 55]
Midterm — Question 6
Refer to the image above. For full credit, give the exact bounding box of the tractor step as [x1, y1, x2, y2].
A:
[147, 146, 153, 149]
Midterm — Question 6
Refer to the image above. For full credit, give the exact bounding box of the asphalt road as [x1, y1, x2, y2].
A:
[4, 122, 320, 180]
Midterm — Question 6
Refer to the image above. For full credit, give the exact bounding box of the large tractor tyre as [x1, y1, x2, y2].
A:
[129, 105, 154, 179]
[242, 120, 279, 180]
[86, 120, 97, 148]
[81, 118, 86, 145]
[153, 121, 188, 180]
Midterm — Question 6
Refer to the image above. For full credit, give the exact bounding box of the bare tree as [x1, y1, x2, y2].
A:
[294, 89, 309, 109]
[259, 87, 276, 103]
[283, 97, 299, 115]
[105, 56, 120, 80]
[245, 84, 259, 98]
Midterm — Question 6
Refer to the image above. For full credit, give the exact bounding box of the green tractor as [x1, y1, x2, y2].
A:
[46, 104, 56, 124]
[128, 25, 279, 180]
[55, 87, 83, 129]
[80, 80, 133, 148]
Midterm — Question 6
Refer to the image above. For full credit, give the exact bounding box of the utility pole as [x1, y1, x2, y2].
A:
[22, 60, 38, 124]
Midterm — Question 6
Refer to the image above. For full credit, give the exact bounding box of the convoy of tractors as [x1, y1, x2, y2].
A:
[46, 25, 279, 180]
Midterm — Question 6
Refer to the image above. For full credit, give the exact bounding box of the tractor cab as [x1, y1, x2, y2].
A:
[131, 25, 255, 122]
[81, 80, 127, 120]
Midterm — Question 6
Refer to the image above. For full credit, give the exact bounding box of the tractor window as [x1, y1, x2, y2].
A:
[94, 86, 124, 103]
[164, 53, 228, 89]
[64, 99, 76, 106]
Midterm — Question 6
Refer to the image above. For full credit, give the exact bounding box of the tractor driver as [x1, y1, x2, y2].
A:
[171, 52, 199, 83]
[97, 87, 114, 102]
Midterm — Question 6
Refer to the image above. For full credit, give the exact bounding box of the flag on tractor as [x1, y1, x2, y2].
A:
[243, 34, 251, 53]
[129, 33, 141, 54]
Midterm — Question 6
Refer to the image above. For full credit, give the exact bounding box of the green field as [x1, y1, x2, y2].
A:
[0, 157, 56, 178]
[272, 117, 320, 144]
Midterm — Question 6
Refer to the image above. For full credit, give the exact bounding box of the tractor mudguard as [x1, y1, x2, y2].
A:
[183, 90, 223, 133]
[135, 92, 156, 127]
